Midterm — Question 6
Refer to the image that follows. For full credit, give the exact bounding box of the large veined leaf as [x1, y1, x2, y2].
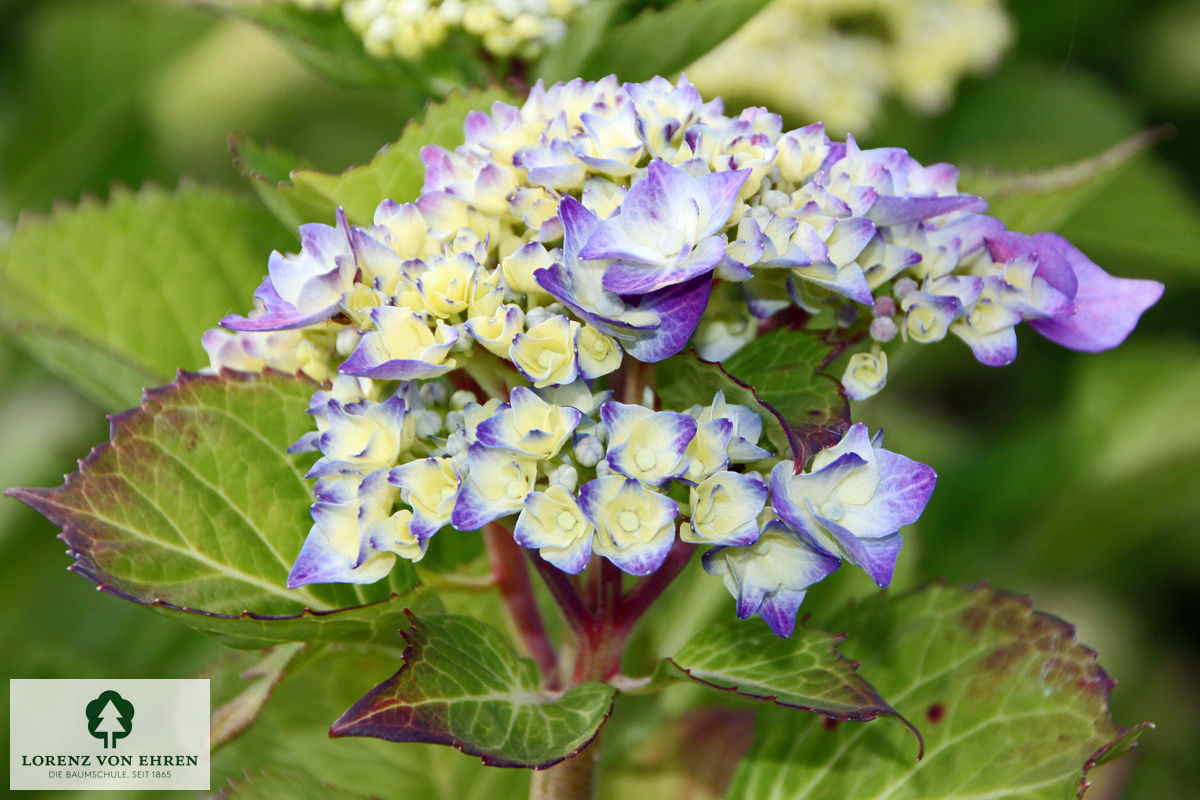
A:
[6, 371, 419, 649]
[236, 86, 514, 230]
[657, 619, 901, 724]
[0, 185, 292, 410]
[574, 0, 771, 82]
[209, 643, 531, 799]
[721, 328, 850, 464]
[331, 612, 616, 768]
[958, 128, 1165, 234]
[726, 584, 1150, 800]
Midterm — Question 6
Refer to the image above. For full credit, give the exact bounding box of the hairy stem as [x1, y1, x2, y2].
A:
[483, 523, 560, 690]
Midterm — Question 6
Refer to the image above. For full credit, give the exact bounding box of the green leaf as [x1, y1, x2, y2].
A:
[6, 370, 419, 648]
[244, 86, 514, 229]
[0, 1, 214, 216]
[656, 349, 792, 460]
[331, 612, 615, 768]
[532, 0, 623, 83]
[727, 584, 1150, 800]
[217, 770, 373, 800]
[657, 619, 899, 723]
[209, 644, 531, 799]
[212, 643, 307, 750]
[223, 3, 463, 92]
[0, 185, 292, 410]
[958, 127, 1166, 233]
[576, 0, 770, 82]
[722, 329, 850, 463]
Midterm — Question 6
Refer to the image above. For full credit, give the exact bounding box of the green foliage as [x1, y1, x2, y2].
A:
[236, 86, 514, 229]
[722, 328, 850, 463]
[331, 612, 616, 768]
[0, 185, 292, 410]
[209, 643, 531, 798]
[0, 0, 214, 217]
[226, 3, 488, 93]
[959, 128, 1165, 233]
[656, 619, 895, 722]
[727, 585, 1147, 799]
[219, 771, 373, 800]
[570, 0, 771, 83]
[6, 371, 419, 648]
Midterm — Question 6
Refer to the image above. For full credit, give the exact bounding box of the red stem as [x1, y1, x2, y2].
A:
[483, 523, 560, 690]
[527, 550, 593, 637]
[615, 540, 696, 632]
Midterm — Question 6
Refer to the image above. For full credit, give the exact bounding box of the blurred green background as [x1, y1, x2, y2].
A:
[1, 0, 1197, 797]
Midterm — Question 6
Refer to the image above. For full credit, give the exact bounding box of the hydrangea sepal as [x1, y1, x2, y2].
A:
[330, 612, 616, 768]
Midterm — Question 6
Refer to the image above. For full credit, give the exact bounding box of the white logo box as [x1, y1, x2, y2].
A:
[9, 679, 209, 791]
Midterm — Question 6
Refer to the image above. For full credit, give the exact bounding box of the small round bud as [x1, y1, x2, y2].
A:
[548, 463, 579, 491]
[872, 296, 896, 318]
[419, 381, 449, 407]
[893, 277, 918, 300]
[835, 304, 859, 328]
[449, 390, 476, 410]
[574, 434, 604, 467]
[869, 316, 898, 342]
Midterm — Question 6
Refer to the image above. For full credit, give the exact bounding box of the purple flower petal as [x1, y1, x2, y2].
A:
[1026, 234, 1164, 352]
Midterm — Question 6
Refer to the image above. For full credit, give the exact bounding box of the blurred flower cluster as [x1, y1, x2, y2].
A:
[288, 0, 583, 60]
[689, 0, 1013, 132]
[202, 75, 1160, 635]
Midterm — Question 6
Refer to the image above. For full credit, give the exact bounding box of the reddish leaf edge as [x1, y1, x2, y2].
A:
[1078, 721, 1154, 798]
[4, 369, 338, 615]
[682, 347, 852, 468]
[328, 609, 616, 770]
[662, 630, 925, 761]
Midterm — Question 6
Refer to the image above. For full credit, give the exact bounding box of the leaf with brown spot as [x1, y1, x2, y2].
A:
[727, 584, 1151, 800]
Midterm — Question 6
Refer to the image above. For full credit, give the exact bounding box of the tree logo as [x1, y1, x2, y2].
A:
[85, 690, 134, 749]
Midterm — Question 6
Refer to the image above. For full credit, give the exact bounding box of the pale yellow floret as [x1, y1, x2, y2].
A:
[368, 509, 425, 561]
[523, 486, 593, 549]
[576, 325, 622, 379]
[400, 458, 460, 524]
[509, 315, 579, 387]
[842, 350, 888, 401]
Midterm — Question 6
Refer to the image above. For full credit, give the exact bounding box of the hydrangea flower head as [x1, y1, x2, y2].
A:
[206, 74, 1160, 636]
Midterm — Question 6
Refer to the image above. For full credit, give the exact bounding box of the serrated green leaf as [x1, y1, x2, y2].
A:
[722, 329, 850, 463]
[727, 585, 1149, 800]
[656, 619, 897, 723]
[247, 86, 514, 228]
[331, 612, 615, 768]
[0, 185, 292, 410]
[209, 644, 531, 799]
[6, 370, 419, 648]
[576, 0, 770, 82]
[959, 128, 1165, 233]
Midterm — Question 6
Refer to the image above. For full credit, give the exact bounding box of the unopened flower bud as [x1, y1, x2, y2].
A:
[869, 316, 898, 342]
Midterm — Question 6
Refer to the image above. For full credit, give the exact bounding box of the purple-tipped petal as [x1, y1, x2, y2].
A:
[622, 274, 713, 362]
[869, 194, 986, 226]
[1026, 234, 1164, 352]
